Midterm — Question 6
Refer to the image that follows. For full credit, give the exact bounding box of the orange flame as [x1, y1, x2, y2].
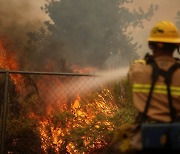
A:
[0, 40, 117, 152]
[0, 41, 23, 92]
[35, 80, 118, 153]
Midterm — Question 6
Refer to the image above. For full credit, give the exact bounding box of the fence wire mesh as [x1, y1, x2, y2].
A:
[0, 71, 126, 154]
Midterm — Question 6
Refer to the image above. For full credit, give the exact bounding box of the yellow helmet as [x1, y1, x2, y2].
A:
[148, 21, 180, 44]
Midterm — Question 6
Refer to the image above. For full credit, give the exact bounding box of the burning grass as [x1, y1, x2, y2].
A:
[5, 75, 136, 153]
[0, 41, 136, 153]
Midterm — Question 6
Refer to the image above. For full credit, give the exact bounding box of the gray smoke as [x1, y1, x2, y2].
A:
[24, 0, 157, 71]
[0, 0, 47, 66]
[44, 67, 129, 103]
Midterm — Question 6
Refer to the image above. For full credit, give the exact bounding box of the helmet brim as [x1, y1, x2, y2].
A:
[148, 37, 180, 44]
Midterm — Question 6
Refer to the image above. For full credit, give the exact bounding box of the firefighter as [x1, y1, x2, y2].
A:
[128, 20, 180, 152]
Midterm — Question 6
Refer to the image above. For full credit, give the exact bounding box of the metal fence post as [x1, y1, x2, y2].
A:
[1, 71, 9, 154]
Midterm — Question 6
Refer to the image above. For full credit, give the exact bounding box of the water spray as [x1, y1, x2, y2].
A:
[49, 67, 130, 100]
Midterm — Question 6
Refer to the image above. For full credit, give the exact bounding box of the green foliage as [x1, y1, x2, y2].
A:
[53, 111, 74, 128]
[109, 79, 133, 108]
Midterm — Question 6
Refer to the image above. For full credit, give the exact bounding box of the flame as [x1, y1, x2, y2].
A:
[35, 79, 118, 153]
[0, 42, 18, 70]
[0, 41, 23, 92]
[0, 40, 118, 152]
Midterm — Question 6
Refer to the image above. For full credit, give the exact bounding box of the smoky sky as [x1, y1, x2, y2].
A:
[0, 0, 154, 71]
[0, 0, 47, 59]
[0, 0, 180, 71]
[126, 0, 180, 57]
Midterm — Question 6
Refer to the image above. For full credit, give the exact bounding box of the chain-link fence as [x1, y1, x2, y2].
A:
[0, 71, 123, 154]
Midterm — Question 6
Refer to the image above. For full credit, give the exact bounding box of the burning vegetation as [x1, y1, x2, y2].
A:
[0, 0, 155, 152]
[0, 41, 136, 153]
[1, 0, 180, 153]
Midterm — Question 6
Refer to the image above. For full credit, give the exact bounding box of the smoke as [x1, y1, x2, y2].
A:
[126, 0, 180, 58]
[69, 66, 129, 96]
[2, 0, 179, 71]
[25, 0, 156, 71]
[46, 67, 129, 103]
[0, 0, 155, 71]
[0, 0, 48, 64]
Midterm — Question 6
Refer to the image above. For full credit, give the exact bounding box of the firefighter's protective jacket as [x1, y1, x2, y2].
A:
[128, 55, 180, 122]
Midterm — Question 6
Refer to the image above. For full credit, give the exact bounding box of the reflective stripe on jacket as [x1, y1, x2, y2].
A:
[128, 56, 180, 122]
[133, 83, 180, 96]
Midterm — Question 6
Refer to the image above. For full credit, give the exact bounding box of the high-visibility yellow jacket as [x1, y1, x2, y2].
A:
[128, 55, 180, 122]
